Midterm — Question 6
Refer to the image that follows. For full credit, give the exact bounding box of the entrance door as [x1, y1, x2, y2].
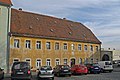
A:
[102, 54, 110, 61]
[71, 58, 75, 67]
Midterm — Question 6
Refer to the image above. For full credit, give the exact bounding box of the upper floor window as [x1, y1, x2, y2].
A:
[63, 43, 67, 50]
[36, 41, 41, 49]
[71, 44, 75, 50]
[26, 40, 31, 49]
[90, 45, 93, 51]
[14, 39, 20, 48]
[46, 59, 51, 66]
[46, 42, 51, 50]
[78, 44, 82, 51]
[84, 45, 88, 51]
[55, 42, 59, 50]
[96, 46, 99, 51]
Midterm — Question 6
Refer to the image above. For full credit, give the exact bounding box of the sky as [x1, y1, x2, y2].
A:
[12, 0, 120, 50]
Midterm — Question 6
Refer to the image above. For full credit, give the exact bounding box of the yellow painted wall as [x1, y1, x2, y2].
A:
[10, 36, 101, 70]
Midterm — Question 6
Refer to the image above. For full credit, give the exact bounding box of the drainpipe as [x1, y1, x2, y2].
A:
[6, 6, 10, 73]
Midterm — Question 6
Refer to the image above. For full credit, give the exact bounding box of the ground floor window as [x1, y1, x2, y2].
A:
[36, 59, 41, 68]
[55, 59, 60, 66]
[13, 58, 20, 63]
[64, 59, 68, 65]
[25, 58, 31, 66]
[46, 59, 51, 66]
[79, 58, 82, 64]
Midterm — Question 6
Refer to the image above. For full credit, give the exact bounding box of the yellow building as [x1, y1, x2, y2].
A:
[9, 9, 101, 71]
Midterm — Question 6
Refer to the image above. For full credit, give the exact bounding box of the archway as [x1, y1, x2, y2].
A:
[102, 54, 110, 61]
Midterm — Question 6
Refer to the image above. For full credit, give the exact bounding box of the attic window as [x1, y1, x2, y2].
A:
[29, 26, 32, 29]
[50, 29, 54, 32]
[54, 21, 57, 23]
[37, 18, 39, 20]
[69, 32, 72, 35]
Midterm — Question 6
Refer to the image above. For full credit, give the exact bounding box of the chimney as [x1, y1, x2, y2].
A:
[19, 8, 22, 11]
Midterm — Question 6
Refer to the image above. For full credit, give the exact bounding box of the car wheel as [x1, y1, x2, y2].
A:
[69, 74, 71, 77]
[51, 77, 54, 80]
[57, 73, 60, 77]
[11, 78, 14, 80]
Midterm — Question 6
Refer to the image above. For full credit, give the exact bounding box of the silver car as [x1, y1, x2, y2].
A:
[37, 66, 54, 80]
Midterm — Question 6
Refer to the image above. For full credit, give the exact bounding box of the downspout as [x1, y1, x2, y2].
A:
[6, 6, 10, 73]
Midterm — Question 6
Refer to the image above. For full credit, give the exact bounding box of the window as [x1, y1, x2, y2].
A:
[55, 42, 59, 50]
[55, 59, 60, 66]
[46, 42, 51, 50]
[13, 58, 19, 63]
[71, 44, 75, 50]
[96, 46, 99, 51]
[84, 45, 87, 51]
[14, 39, 20, 48]
[36, 59, 41, 68]
[36, 41, 41, 49]
[26, 40, 31, 49]
[25, 59, 31, 66]
[79, 58, 82, 64]
[46, 59, 51, 66]
[78, 44, 82, 51]
[63, 43, 67, 50]
[64, 59, 67, 65]
[90, 45, 93, 51]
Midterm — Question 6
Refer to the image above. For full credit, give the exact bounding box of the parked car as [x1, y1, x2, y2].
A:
[70, 64, 88, 75]
[117, 61, 120, 66]
[85, 63, 101, 74]
[0, 67, 4, 80]
[37, 66, 54, 80]
[54, 65, 71, 77]
[98, 61, 113, 72]
[11, 61, 32, 80]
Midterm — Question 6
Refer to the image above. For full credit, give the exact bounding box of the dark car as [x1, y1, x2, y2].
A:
[11, 61, 32, 80]
[70, 65, 88, 75]
[37, 66, 54, 80]
[0, 68, 4, 80]
[85, 63, 101, 74]
[54, 65, 71, 77]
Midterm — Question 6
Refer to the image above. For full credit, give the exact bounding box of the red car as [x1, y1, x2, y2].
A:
[70, 65, 88, 75]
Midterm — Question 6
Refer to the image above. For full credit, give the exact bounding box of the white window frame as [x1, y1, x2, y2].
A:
[84, 45, 88, 51]
[55, 42, 60, 50]
[55, 58, 60, 66]
[71, 44, 75, 50]
[46, 42, 51, 50]
[36, 41, 41, 49]
[78, 44, 82, 51]
[36, 58, 42, 68]
[64, 59, 68, 65]
[14, 39, 20, 48]
[25, 58, 31, 66]
[46, 59, 51, 66]
[63, 43, 67, 50]
[90, 45, 93, 51]
[25, 40, 31, 49]
[13, 58, 20, 63]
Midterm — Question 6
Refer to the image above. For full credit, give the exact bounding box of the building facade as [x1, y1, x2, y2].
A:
[0, 0, 12, 72]
[9, 8, 101, 71]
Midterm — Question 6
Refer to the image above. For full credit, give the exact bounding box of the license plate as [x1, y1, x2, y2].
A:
[17, 72, 24, 74]
[64, 70, 68, 72]
[95, 68, 99, 69]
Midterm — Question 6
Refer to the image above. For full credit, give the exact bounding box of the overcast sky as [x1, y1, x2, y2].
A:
[12, 0, 120, 50]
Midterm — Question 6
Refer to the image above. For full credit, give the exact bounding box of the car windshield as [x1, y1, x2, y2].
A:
[40, 66, 52, 70]
[105, 62, 112, 65]
[93, 63, 99, 66]
[13, 62, 29, 69]
[61, 65, 69, 68]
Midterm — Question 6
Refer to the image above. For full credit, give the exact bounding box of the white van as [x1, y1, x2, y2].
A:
[98, 61, 113, 72]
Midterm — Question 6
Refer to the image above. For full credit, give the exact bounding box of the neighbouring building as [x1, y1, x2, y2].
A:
[113, 50, 120, 61]
[0, 0, 12, 72]
[0, 0, 101, 72]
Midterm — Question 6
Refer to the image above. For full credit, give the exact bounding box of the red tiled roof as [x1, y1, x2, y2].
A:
[10, 9, 101, 44]
[0, 0, 12, 5]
